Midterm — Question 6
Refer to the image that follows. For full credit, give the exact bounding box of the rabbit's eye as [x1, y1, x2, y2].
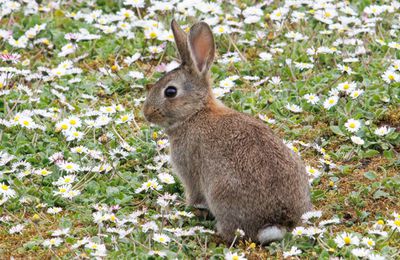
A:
[164, 86, 177, 98]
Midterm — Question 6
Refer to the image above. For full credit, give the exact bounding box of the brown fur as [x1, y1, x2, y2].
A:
[143, 20, 312, 244]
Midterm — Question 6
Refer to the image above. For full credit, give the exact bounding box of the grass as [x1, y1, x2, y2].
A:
[0, 0, 399, 259]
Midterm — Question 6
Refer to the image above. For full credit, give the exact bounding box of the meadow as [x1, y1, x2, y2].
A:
[0, 0, 399, 259]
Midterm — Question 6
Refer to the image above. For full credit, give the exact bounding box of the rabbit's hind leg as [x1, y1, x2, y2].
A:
[257, 225, 286, 245]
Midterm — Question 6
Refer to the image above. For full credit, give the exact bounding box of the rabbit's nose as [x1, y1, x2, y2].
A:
[143, 104, 155, 118]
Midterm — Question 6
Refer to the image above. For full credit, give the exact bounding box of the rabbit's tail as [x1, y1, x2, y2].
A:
[257, 225, 286, 244]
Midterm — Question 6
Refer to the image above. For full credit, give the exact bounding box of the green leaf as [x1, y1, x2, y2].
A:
[362, 149, 380, 158]
[383, 150, 394, 159]
[364, 171, 377, 180]
[373, 190, 390, 199]
[330, 125, 345, 136]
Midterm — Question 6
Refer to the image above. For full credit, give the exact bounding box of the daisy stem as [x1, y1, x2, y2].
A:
[136, 7, 142, 20]
[228, 235, 238, 249]
[227, 34, 247, 62]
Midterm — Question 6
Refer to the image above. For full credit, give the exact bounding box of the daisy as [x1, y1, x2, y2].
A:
[286, 103, 303, 113]
[337, 64, 354, 74]
[35, 168, 52, 177]
[258, 114, 276, 124]
[141, 221, 159, 233]
[374, 126, 391, 136]
[58, 43, 77, 57]
[148, 251, 167, 257]
[387, 219, 400, 231]
[306, 166, 321, 178]
[224, 251, 247, 260]
[270, 7, 289, 21]
[135, 179, 162, 193]
[53, 184, 72, 196]
[92, 164, 112, 173]
[367, 253, 386, 260]
[157, 139, 169, 149]
[301, 211, 322, 223]
[58, 162, 80, 173]
[52, 228, 70, 237]
[269, 76, 282, 86]
[259, 52, 272, 61]
[148, 45, 163, 54]
[334, 232, 360, 248]
[344, 119, 361, 133]
[351, 248, 370, 258]
[0, 182, 16, 198]
[116, 114, 133, 124]
[67, 116, 81, 128]
[85, 242, 106, 252]
[323, 96, 339, 110]
[350, 89, 364, 99]
[42, 238, 63, 248]
[351, 136, 365, 145]
[304, 93, 319, 105]
[123, 53, 141, 66]
[319, 218, 340, 227]
[53, 175, 77, 186]
[62, 189, 81, 199]
[362, 237, 375, 248]
[9, 224, 24, 234]
[388, 42, 400, 50]
[219, 79, 235, 89]
[337, 81, 356, 94]
[65, 129, 84, 141]
[153, 233, 171, 245]
[47, 207, 63, 214]
[18, 116, 36, 129]
[283, 246, 302, 258]
[56, 119, 70, 131]
[213, 87, 230, 98]
[382, 70, 400, 83]
[123, 0, 145, 8]
[212, 25, 231, 35]
[157, 172, 175, 184]
[71, 146, 87, 154]
[292, 226, 307, 236]
[144, 27, 161, 40]
[94, 115, 111, 127]
[8, 36, 28, 48]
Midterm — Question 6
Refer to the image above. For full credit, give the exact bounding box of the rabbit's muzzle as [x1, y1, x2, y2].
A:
[143, 105, 163, 124]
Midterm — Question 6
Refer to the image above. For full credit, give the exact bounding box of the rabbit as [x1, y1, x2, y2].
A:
[143, 19, 312, 244]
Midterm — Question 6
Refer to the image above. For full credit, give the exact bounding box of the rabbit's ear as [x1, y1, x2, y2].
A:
[188, 22, 215, 74]
[171, 20, 192, 66]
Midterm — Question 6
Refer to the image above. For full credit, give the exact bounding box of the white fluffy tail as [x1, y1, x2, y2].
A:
[257, 225, 286, 244]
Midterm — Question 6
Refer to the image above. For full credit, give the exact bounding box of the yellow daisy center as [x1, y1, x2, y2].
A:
[149, 32, 157, 38]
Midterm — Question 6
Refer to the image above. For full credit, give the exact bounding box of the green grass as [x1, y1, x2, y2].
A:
[0, 0, 399, 259]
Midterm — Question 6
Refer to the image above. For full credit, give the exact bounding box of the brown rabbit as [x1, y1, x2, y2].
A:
[143, 20, 312, 244]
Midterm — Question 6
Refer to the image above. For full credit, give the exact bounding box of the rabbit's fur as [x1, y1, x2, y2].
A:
[143, 20, 312, 244]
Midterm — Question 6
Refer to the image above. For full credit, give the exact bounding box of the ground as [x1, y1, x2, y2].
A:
[0, 0, 399, 259]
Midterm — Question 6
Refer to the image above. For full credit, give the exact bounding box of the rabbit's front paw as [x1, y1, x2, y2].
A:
[193, 207, 214, 220]
[185, 192, 207, 208]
